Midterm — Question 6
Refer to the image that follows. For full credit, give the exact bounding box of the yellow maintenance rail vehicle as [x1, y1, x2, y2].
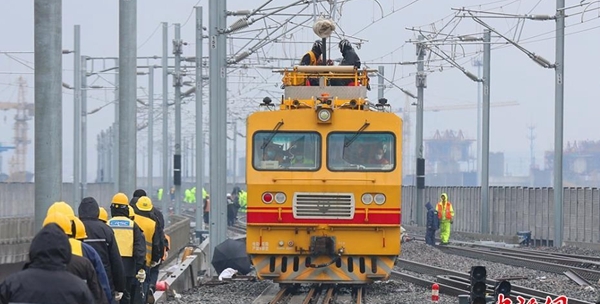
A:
[245, 65, 403, 285]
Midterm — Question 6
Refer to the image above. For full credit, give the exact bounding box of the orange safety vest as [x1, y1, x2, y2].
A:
[436, 201, 454, 221]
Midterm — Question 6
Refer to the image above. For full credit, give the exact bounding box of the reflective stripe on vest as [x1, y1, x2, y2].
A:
[134, 214, 156, 266]
[108, 217, 135, 257]
[69, 238, 84, 257]
[436, 202, 453, 220]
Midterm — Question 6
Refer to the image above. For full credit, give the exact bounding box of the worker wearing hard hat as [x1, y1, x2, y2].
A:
[42, 211, 108, 304]
[108, 193, 147, 304]
[134, 196, 163, 303]
[0, 220, 94, 304]
[79, 197, 126, 302]
[46, 202, 114, 304]
[132, 189, 165, 239]
[132, 189, 166, 304]
[300, 40, 323, 66]
[99, 207, 109, 223]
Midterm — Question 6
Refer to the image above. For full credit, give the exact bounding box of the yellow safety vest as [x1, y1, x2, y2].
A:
[69, 238, 83, 257]
[306, 50, 318, 65]
[108, 217, 135, 257]
[134, 214, 156, 266]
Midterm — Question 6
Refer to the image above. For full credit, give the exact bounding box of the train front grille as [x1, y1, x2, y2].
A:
[293, 192, 355, 219]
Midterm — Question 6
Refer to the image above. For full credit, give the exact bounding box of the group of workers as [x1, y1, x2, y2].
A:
[425, 193, 455, 246]
[0, 189, 169, 304]
[300, 38, 362, 86]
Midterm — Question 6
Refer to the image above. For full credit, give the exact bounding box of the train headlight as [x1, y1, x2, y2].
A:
[316, 108, 332, 123]
[361, 193, 373, 205]
[274, 192, 286, 204]
[278, 241, 285, 247]
[374, 193, 386, 205]
[262, 192, 273, 204]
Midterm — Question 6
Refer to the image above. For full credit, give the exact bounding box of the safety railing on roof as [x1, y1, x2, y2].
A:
[274, 65, 377, 87]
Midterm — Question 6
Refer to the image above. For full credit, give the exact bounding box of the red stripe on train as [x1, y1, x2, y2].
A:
[247, 211, 401, 225]
[246, 207, 401, 212]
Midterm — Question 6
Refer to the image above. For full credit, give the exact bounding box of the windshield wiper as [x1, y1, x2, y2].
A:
[261, 120, 284, 149]
[344, 121, 370, 148]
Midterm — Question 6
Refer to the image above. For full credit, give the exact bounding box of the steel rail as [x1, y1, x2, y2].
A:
[437, 245, 600, 283]
[396, 258, 593, 304]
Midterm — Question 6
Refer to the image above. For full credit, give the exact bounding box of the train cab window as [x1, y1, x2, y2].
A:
[252, 131, 321, 171]
[327, 132, 395, 172]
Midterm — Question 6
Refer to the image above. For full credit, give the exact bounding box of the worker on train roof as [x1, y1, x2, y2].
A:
[338, 39, 361, 69]
[300, 40, 323, 66]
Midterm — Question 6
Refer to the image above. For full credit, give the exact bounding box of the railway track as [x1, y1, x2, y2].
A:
[396, 258, 594, 304]
[435, 244, 600, 283]
[229, 224, 248, 236]
[253, 284, 364, 304]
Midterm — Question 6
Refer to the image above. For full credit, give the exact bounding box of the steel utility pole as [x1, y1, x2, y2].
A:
[148, 66, 154, 195]
[481, 29, 491, 234]
[554, 0, 565, 247]
[415, 35, 426, 226]
[108, 126, 114, 182]
[233, 121, 237, 184]
[162, 22, 170, 214]
[119, 0, 137, 195]
[35, 0, 62, 231]
[195, 6, 205, 234]
[173, 24, 183, 215]
[209, 0, 228, 275]
[378, 66, 384, 100]
[81, 55, 88, 198]
[113, 59, 119, 193]
[472, 58, 483, 185]
[96, 132, 101, 181]
[73, 25, 81, 208]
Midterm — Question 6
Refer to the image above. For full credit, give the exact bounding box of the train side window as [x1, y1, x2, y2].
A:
[326, 132, 396, 172]
[252, 131, 321, 171]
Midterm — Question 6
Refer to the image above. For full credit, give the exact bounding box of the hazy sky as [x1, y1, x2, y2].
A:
[0, 0, 598, 181]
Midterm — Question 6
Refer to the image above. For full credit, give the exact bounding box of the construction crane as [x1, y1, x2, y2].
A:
[395, 98, 519, 177]
[0, 77, 34, 182]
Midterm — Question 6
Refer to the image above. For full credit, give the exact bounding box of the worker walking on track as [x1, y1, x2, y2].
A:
[47, 202, 114, 303]
[0, 223, 94, 304]
[41, 212, 107, 304]
[134, 196, 163, 303]
[108, 193, 147, 304]
[436, 193, 454, 245]
[132, 189, 165, 304]
[79, 197, 126, 303]
[425, 202, 440, 246]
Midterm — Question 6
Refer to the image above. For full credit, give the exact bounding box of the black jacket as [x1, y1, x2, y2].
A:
[340, 45, 361, 69]
[0, 224, 94, 304]
[79, 197, 126, 293]
[110, 207, 147, 277]
[68, 254, 109, 304]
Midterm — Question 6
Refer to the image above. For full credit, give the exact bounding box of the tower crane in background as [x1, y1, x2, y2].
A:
[0, 77, 34, 182]
[395, 98, 519, 177]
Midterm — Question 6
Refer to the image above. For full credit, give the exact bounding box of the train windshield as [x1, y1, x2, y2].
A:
[252, 131, 321, 171]
[327, 132, 395, 171]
